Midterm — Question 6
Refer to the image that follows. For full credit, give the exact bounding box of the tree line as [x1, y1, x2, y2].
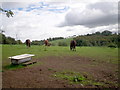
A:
[0, 33, 22, 44]
[0, 33, 64, 45]
[31, 37, 64, 45]
[74, 30, 119, 48]
[0, 30, 119, 48]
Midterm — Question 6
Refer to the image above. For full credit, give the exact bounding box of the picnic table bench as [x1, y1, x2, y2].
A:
[9, 54, 35, 65]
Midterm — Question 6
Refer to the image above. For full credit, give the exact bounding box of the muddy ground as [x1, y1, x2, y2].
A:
[2, 56, 118, 88]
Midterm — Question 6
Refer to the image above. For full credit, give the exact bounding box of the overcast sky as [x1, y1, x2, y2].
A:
[0, 0, 118, 42]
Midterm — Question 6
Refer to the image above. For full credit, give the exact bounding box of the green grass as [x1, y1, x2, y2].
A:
[48, 68, 53, 71]
[77, 47, 118, 64]
[50, 38, 72, 46]
[53, 71, 118, 87]
[3, 61, 43, 70]
[3, 64, 25, 70]
[1, 45, 118, 68]
[1, 45, 118, 87]
[53, 71, 104, 87]
[53, 71, 85, 83]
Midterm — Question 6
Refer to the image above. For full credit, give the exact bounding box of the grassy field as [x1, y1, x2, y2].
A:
[2, 44, 118, 67]
[2, 45, 119, 88]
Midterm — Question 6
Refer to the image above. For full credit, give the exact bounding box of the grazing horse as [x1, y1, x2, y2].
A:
[70, 40, 76, 51]
[44, 40, 49, 46]
[26, 39, 31, 47]
[44, 40, 50, 51]
[44, 40, 51, 46]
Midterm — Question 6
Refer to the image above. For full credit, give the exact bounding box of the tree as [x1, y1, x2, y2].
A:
[74, 30, 118, 47]
[0, 33, 18, 44]
[0, 8, 14, 18]
[16, 40, 22, 44]
[5, 37, 16, 44]
[0, 33, 6, 44]
[95, 31, 101, 35]
[101, 30, 112, 36]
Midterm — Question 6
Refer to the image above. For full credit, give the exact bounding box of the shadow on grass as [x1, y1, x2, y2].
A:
[3, 64, 25, 70]
[3, 61, 43, 70]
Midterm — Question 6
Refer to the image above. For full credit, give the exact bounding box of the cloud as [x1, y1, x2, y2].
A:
[1, 2, 31, 10]
[25, 2, 70, 13]
[0, 1, 70, 14]
[1, 1, 118, 42]
[1, 2, 68, 42]
[58, 2, 118, 28]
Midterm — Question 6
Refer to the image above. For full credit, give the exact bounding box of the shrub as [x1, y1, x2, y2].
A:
[108, 43, 117, 48]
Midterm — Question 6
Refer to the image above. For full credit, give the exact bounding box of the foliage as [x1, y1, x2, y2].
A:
[108, 43, 117, 48]
[5, 37, 17, 44]
[49, 30, 118, 47]
[1, 30, 118, 47]
[16, 40, 23, 44]
[0, 33, 22, 44]
[74, 31, 118, 47]
[118, 34, 120, 48]
[101, 30, 112, 36]
[0, 8, 14, 18]
[47, 37, 64, 41]
[31, 40, 44, 45]
[31, 37, 64, 45]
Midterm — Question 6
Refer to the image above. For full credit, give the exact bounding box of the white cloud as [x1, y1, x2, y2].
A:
[58, 1, 118, 28]
[1, 1, 118, 42]
[1, 2, 69, 42]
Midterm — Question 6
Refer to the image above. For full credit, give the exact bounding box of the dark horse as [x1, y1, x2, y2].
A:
[70, 40, 76, 51]
[26, 39, 31, 47]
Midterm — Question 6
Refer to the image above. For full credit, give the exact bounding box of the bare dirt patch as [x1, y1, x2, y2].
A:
[2, 56, 118, 88]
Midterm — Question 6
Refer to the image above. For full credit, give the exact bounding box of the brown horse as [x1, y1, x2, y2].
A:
[70, 40, 76, 51]
[26, 39, 31, 47]
[44, 40, 49, 46]
[44, 40, 51, 46]
[44, 40, 49, 51]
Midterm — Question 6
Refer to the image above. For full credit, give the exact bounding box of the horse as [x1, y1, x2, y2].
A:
[44, 40, 49, 46]
[70, 40, 76, 51]
[44, 40, 51, 51]
[25, 39, 31, 48]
